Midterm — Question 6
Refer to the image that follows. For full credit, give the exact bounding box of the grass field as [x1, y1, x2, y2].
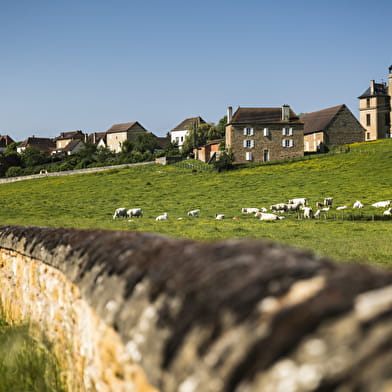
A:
[0, 139, 391, 265]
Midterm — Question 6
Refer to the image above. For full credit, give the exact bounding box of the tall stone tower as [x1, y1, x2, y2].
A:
[358, 68, 391, 140]
[389, 65, 392, 136]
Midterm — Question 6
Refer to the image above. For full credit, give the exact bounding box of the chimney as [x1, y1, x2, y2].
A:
[282, 105, 290, 121]
[370, 80, 375, 95]
[227, 106, 232, 124]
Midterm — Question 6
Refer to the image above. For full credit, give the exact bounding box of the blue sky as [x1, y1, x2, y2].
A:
[1, 0, 391, 140]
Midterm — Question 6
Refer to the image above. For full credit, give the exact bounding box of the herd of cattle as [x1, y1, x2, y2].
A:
[113, 198, 391, 222]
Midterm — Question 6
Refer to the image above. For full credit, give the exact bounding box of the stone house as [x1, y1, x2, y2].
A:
[105, 122, 149, 153]
[358, 66, 392, 141]
[55, 130, 86, 150]
[301, 104, 365, 152]
[0, 135, 15, 153]
[170, 117, 206, 150]
[17, 136, 56, 155]
[225, 105, 304, 163]
[87, 132, 107, 149]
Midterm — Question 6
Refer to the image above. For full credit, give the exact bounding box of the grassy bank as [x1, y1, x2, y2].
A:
[0, 139, 391, 265]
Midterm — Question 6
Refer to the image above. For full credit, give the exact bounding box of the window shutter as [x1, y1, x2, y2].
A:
[290, 139, 294, 147]
[243, 128, 247, 135]
[282, 139, 286, 147]
[289, 128, 293, 136]
[264, 128, 269, 136]
[282, 128, 285, 135]
[251, 140, 255, 148]
[250, 128, 254, 136]
[243, 140, 247, 148]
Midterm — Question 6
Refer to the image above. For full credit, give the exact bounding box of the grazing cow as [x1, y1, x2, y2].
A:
[241, 208, 260, 214]
[286, 203, 301, 212]
[187, 209, 200, 217]
[322, 207, 330, 212]
[113, 208, 128, 219]
[127, 208, 143, 218]
[156, 212, 168, 221]
[260, 207, 268, 212]
[288, 198, 307, 207]
[257, 212, 285, 221]
[316, 201, 323, 208]
[324, 197, 333, 207]
[314, 209, 321, 219]
[270, 203, 289, 212]
[302, 207, 313, 219]
[336, 206, 348, 210]
[215, 214, 225, 220]
[372, 200, 391, 208]
[353, 201, 364, 209]
[383, 208, 392, 216]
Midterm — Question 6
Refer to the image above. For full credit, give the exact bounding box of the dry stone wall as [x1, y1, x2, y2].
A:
[1, 225, 392, 391]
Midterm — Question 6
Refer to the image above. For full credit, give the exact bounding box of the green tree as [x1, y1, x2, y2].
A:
[0, 153, 22, 177]
[20, 147, 48, 168]
[133, 133, 159, 154]
[213, 149, 235, 172]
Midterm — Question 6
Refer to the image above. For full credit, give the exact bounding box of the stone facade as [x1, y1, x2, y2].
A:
[226, 106, 304, 163]
[106, 122, 148, 153]
[358, 65, 392, 140]
[302, 105, 365, 152]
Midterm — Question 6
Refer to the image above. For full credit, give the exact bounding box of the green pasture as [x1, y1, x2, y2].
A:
[0, 139, 391, 265]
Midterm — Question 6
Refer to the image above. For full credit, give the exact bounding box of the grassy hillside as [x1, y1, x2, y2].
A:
[0, 140, 391, 265]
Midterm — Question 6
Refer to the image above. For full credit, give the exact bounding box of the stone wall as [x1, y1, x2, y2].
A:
[1, 225, 392, 391]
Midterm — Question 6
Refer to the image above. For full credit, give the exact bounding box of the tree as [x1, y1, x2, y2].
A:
[213, 149, 235, 172]
[20, 147, 48, 168]
[133, 133, 159, 154]
[0, 152, 22, 177]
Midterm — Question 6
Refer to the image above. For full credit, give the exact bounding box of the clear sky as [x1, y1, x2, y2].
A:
[1, 0, 391, 140]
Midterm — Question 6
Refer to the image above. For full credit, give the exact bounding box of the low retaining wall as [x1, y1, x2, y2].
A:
[1, 225, 392, 391]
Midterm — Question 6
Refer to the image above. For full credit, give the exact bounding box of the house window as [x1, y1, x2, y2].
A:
[366, 114, 371, 126]
[176, 137, 180, 142]
[263, 149, 269, 162]
[385, 113, 390, 126]
[282, 139, 294, 147]
[246, 152, 253, 161]
[263, 128, 269, 136]
[243, 127, 254, 136]
[367, 132, 371, 140]
[282, 127, 293, 136]
[366, 98, 370, 108]
[243, 140, 254, 148]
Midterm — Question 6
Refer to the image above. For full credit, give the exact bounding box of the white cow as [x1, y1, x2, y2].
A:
[127, 208, 143, 218]
[302, 207, 313, 219]
[187, 209, 200, 217]
[372, 200, 391, 208]
[256, 212, 285, 221]
[383, 208, 392, 216]
[286, 203, 301, 212]
[288, 198, 307, 207]
[314, 209, 321, 219]
[241, 208, 260, 214]
[336, 206, 348, 210]
[353, 201, 364, 208]
[215, 214, 225, 220]
[156, 212, 168, 221]
[113, 208, 128, 219]
[270, 203, 289, 212]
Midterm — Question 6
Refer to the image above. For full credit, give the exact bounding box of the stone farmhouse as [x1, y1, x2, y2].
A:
[225, 105, 304, 163]
[301, 104, 365, 153]
[170, 116, 206, 150]
[358, 65, 392, 141]
[105, 122, 149, 153]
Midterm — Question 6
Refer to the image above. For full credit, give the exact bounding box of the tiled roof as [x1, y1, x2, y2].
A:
[230, 107, 302, 124]
[19, 137, 56, 152]
[106, 122, 147, 134]
[301, 105, 344, 135]
[56, 130, 85, 140]
[358, 83, 389, 98]
[63, 139, 83, 152]
[0, 135, 15, 148]
[171, 117, 206, 132]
